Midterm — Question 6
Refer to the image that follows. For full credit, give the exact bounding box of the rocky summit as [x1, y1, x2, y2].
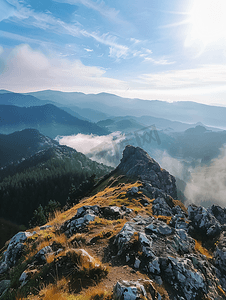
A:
[1, 145, 226, 300]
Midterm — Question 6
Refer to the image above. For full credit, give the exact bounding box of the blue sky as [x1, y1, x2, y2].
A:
[0, 0, 226, 104]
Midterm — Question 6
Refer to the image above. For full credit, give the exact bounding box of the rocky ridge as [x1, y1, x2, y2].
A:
[0, 146, 226, 299]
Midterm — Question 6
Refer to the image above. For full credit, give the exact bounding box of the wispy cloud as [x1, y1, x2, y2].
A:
[160, 20, 189, 29]
[81, 30, 129, 59]
[84, 48, 93, 52]
[0, 0, 16, 22]
[144, 57, 175, 65]
[54, 0, 127, 26]
[0, 44, 127, 92]
[139, 65, 226, 89]
[3, 0, 130, 59]
[0, 30, 53, 47]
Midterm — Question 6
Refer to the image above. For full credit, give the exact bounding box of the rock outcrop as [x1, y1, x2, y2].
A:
[116, 145, 177, 199]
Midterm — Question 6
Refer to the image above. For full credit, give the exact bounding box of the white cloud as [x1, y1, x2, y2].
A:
[82, 30, 129, 59]
[139, 65, 226, 89]
[58, 132, 126, 166]
[144, 57, 175, 65]
[184, 145, 226, 207]
[84, 48, 93, 52]
[0, 44, 127, 92]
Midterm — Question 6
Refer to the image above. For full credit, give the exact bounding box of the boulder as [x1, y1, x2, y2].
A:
[0, 232, 34, 274]
[160, 256, 206, 300]
[188, 204, 221, 239]
[208, 205, 226, 225]
[35, 246, 53, 264]
[113, 280, 161, 300]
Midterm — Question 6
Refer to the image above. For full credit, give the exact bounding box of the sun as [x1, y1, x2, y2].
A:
[185, 0, 226, 51]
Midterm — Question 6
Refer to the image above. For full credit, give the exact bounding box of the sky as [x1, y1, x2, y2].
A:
[0, 0, 226, 104]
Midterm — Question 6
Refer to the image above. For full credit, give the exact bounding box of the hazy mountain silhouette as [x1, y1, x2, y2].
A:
[27, 90, 226, 128]
[0, 104, 109, 138]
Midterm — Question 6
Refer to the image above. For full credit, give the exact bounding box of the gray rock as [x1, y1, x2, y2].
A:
[113, 280, 159, 300]
[35, 246, 53, 264]
[170, 214, 189, 230]
[134, 258, 141, 269]
[0, 231, 34, 274]
[160, 256, 206, 300]
[116, 146, 177, 199]
[188, 204, 221, 238]
[127, 186, 139, 195]
[152, 197, 172, 216]
[149, 257, 161, 275]
[61, 204, 133, 237]
[208, 205, 226, 225]
[146, 220, 173, 236]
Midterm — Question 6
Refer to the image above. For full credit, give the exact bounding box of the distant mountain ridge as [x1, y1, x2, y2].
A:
[0, 92, 54, 107]
[26, 89, 226, 128]
[0, 104, 108, 138]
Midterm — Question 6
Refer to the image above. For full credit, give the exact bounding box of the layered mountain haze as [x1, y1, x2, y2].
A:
[0, 92, 54, 107]
[0, 104, 108, 138]
[27, 90, 226, 128]
[1, 146, 226, 300]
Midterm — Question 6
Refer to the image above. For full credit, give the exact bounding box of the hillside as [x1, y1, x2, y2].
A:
[0, 129, 59, 168]
[0, 104, 108, 138]
[0, 131, 112, 228]
[1, 146, 226, 299]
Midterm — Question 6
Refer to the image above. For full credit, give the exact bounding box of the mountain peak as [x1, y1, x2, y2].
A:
[116, 145, 177, 198]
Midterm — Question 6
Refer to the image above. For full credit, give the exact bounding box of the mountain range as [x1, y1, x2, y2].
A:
[26, 89, 226, 128]
[0, 104, 108, 138]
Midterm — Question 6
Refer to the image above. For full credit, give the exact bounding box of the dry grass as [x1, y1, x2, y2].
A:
[18, 278, 72, 300]
[195, 240, 212, 259]
[46, 182, 143, 229]
[217, 285, 226, 297]
[74, 287, 112, 300]
[25, 229, 68, 262]
[156, 215, 172, 225]
[152, 282, 170, 300]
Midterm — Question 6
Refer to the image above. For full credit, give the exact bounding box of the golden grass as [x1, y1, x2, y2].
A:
[217, 285, 226, 297]
[46, 182, 142, 228]
[152, 282, 170, 300]
[195, 240, 212, 259]
[74, 288, 112, 300]
[25, 229, 68, 261]
[19, 278, 72, 300]
[156, 215, 172, 225]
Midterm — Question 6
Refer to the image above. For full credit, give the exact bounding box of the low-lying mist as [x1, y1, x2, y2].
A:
[58, 132, 226, 208]
[184, 145, 226, 207]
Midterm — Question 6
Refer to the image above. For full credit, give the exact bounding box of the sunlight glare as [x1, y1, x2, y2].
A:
[185, 0, 226, 51]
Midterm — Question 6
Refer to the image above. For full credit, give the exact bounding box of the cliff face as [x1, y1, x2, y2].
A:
[0, 146, 226, 300]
